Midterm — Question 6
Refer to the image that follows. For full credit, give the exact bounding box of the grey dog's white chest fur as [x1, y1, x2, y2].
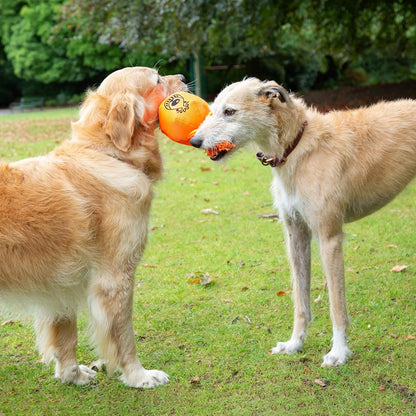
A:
[271, 170, 306, 220]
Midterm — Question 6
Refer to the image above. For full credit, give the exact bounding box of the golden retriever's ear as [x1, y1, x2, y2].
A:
[258, 81, 293, 108]
[104, 93, 144, 152]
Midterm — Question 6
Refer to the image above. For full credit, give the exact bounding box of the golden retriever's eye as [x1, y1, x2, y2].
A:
[157, 76, 162, 84]
[224, 108, 236, 117]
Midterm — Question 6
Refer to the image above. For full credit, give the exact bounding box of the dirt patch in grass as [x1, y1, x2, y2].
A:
[302, 80, 416, 112]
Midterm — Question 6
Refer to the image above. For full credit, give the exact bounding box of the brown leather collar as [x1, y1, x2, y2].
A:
[256, 120, 308, 167]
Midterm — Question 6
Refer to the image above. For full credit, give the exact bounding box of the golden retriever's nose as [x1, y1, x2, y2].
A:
[190, 135, 203, 148]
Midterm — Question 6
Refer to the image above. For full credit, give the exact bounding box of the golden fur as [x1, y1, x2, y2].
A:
[191, 78, 416, 366]
[0, 67, 185, 387]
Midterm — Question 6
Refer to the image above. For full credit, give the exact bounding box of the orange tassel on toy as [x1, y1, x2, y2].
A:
[205, 141, 235, 158]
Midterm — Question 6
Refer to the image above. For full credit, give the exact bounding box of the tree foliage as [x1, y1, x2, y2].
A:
[0, 0, 154, 84]
[62, 0, 416, 61]
[0, 0, 415, 101]
[61, 0, 416, 89]
[61, 0, 304, 60]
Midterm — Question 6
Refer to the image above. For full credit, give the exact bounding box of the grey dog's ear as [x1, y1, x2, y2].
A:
[257, 81, 293, 108]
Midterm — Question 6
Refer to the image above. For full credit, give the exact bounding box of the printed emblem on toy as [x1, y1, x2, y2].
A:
[163, 93, 190, 113]
[159, 91, 211, 146]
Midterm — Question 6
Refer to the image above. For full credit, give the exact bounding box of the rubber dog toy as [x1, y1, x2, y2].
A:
[158, 91, 211, 146]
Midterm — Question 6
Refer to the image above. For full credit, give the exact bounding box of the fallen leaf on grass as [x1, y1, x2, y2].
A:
[301, 377, 327, 388]
[200, 208, 219, 215]
[200, 167, 211, 172]
[386, 244, 398, 248]
[303, 366, 312, 374]
[258, 213, 279, 219]
[189, 375, 200, 384]
[404, 334, 415, 341]
[199, 275, 216, 285]
[390, 265, 408, 272]
[142, 264, 157, 268]
[314, 294, 322, 303]
[187, 272, 216, 286]
[1, 320, 14, 327]
[314, 379, 327, 388]
[276, 291, 286, 296]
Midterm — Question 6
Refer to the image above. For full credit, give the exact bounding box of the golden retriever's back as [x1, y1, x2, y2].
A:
[0, 158, 94, 295]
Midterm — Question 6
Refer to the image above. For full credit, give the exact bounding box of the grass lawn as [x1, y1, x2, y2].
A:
[0, 108, 415, 415]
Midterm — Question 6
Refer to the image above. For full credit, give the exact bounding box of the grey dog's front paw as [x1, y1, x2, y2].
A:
[271, 339, 303, 355]
[322, 345, 352, 367]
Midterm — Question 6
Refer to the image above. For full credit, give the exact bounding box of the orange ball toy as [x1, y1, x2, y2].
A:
[158, 91, 211, 146]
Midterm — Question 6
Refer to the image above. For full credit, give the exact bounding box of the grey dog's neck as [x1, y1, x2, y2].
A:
[257, 120, 308, 168]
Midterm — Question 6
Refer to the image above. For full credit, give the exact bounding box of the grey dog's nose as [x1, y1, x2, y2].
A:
[177, 74, 186, 83]
[190, 135, 203, 148]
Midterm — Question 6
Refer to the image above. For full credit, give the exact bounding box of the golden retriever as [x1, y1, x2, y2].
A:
[190, 78, 416, 366]
[0, 67, 185, 387]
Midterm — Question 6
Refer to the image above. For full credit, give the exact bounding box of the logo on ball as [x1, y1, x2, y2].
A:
[163, 93, 190, 113]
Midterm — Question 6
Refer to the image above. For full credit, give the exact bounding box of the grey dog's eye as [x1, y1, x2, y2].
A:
[223, 108, 236, 117]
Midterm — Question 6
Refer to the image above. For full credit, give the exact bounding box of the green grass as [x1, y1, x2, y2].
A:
[0, 108, 415, 415]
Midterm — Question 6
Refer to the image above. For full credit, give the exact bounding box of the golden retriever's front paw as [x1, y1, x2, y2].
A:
[58, 364, 97, 385]
[89, 359, 107, 372]
[121, 368, 169, 388]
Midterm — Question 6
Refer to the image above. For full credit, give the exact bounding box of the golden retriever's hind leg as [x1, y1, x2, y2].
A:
[89, 277, 169, 388]
[272, 215, 312, 355]
[34, 314, 96, 385]
[318, 231, 352, 366]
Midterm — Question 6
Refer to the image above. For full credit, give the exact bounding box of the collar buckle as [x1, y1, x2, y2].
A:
[256, 121, 307, 168]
